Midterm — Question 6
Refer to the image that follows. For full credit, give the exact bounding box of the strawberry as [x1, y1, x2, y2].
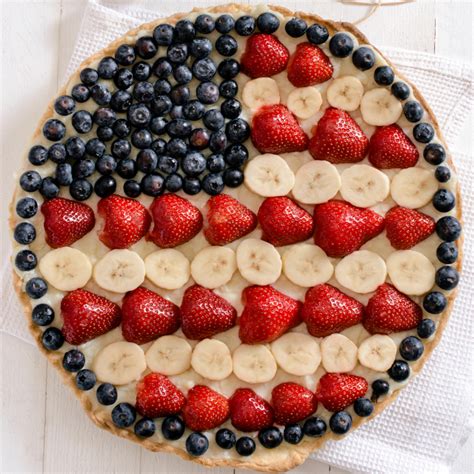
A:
[258, 197, 314, 246]
[363, 283, 422, 334]
[368, 124, 419, 169]
[271, 382, 317, 424]
[251, 104, 309, 154]
[313, 200, 385, 257]
[287, 42, 333, 87]
[301, 284, 364, 337]
[316, 373, 369, 412]
[204, 194, 257, 245]
[239, 286, 302, 344]
[61, 289, 121, 345]
[182, 385, 230, 431]
[41, 197, 95, 248]
[229, 388, 274, 432]
[181, 285, 237, 340]
[240, 34, 289, 78]
[121, 287, 180, 344]
[309, 107, 369, 163]
[97, 194, 151, 249]
[148, 194, 203, 248]
[136, 373, 185, 418]
[385, 206, 435, 250]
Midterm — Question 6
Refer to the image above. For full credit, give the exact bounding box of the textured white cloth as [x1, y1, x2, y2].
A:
[2, 1, 473, 472]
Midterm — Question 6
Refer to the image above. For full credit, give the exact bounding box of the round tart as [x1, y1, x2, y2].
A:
[10, 3, 462, 471]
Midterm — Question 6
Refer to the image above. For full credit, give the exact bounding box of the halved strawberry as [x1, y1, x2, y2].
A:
[287, 42, 333, 87]
[316, 373, 368, 412]
[271, 382, 317, 424]
[229, 388, 274, 432]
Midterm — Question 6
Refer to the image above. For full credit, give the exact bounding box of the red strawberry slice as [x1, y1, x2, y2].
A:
[229, 388, 274, 432]
[148, 194, 203, 248]
[181, 285, 237, 340]
[271, 382, 317, 424]
[239, 286, 302, 344]
[309, 107, 369, 163]
[121, 287, 180, 344]
[251, 104, 309, 154]
[240, 34, 289, 78]
[258, 197, 314, 246]
[363, 283, 422, 334]
[301, 284, 364, 337]
[287, 42, 333, 87]
[182, 385, 230, 431]
[313, 200, 385, 257]
[369, 124, 419, 169]
[136, 373, 186, 418]
[61, 289, 121, 345]
[316, 373, 368, 412]
[204, 194, 257, 245]
[97, 194, 151, 249]
[41, 197, 95, 248]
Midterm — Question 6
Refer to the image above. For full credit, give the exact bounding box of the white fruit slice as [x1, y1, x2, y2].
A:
[321, 333, 358, 373]
[145, 335, 192, 376]
[292, 160, 341, 204]
[191, 246, 236, 289]
[335, 250, 387, 294]
[282, 244, 333, 287]
[326, 76, 364, 112]
[144, 249, 190, 290]
[244, 154, 295, 197]
[39, 247, 92, 291]
[286, 87, 323, 119]
[360, 88, 402, 126]
[391, 167, 438, 209]
[93, 249, 145, 293]
[340, 164, 390, 208]
[236, 238, 282, 285]
[233, 344, 277, 384]
[270, 332, 321, 376]
[191, 339, 233, 381]
[242, 77, 280, 110]
[358, 334, 397, 372]
[386, 250, 435, 296]
[93, 341, 146, 385]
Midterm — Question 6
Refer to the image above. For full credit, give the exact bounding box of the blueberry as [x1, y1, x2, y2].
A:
[189, 128, 210, 150]
[257, 12, 280, 34]
[167, 138, 188, 158]
[127, 103, 151, 128]
[235, 436, 256, 456]
[42, 327, 64, 351]
[235, 16, 255, 36]
[371, 379, 389, 400]
[72, 110, 93, 134]
[96, 154, 117, 175]
[182, 177, 201, 195]
[85, 137, 106, 157]
[26, 277, 47, 299]
[173, 65, 193, 84]
[195, 14, 215, 34]
[391, 81, 410, 100]
[28, 145, 48, 166]
[285, 18, 307, 38]
[303, 417, 327, 437]
[150, 95, 173, 116]
[219, 79, 238, 98]
[423, 144, 445, 167]
[135, 418, 156, 438]
[374, 66, 394, 86]
[284, 424, 304, 444]
[55, 163, 73, 186]
[435, 266, 459, 290]
[132, 82, 154, 103]
[157, 155, 178, 174]
[167, 43, 189, 64]
[110, 88, 132, 111]
[19, 170, 42, 192]
[329, 411, 352, 434]
[54, 95, 76, 116]
[40, 177, 60, 199]
[70, 179, 93, 201]
[258, 427, 283, 449]
[43, 119, 66, 141]
[165, 174, 183, 192]
[153, 24, 174, 46]
[403, 100, 424, 122]
[226, 118, 250, 143]
[209, 130, 228, 152]
[388, 360, 410, 381]
[202, 109, 224, 131]
[399, 336, 424, 361]
[437, 241, 458, 264]
[186, 432, 209, 456]
[114, 44, 135, 66]
[97, 125, 114, 141]
[306, 23, 329, 44]
[71, 84, 90, 103]
[170, 106, 184, 119]
[329, 33, 354, 57]
[62, 349, 85, 372]
[192, 57, 217, 81]
[149, 117, 168, 135]
[97, 56, 118, 79]
[151, 138, 167, 155]
[65, 136, 86, 159]
[135, 36, 157, 59]
[112, 402, 136, 427]
[80, 68, 99, 86]
[117, 159, 137, 179]
[183, 100, 206, 120]
[97, 383, 118, 405]
[131, 129, 153, 149]
[217, 59, 240, 80]
[221, 99, 241, 119]
[433, 189, 455, 212]
[207, 153, 225, 172]
[216, 35, 238, 56]
[223, 168, 244, 187]
[174, 19, 195, 42]
[14, 222, 36, 244]
[182, 151, 206, 176]
[352, 47, 376, 71]
[190, 38, 213, 59]
[170, 84, 190, 105]
[48, 143, 67, 163]
[215, 428, 236, 449]
[141, 174, 165, 196]
[123, 180, 141, 198]
[153, 79, 170, 97]
[16, 197, 38, 219]
[354, 398, 374, 417]
[436, 216, 461, 241]
[216, 14, 235, 34]
[202, 173, 224, 195]
[435, 166, 451, 183]
[90, 83, 111, 105]
[94, 175, 116, 198]
[413, 123, 435, 144]
[133, 61, 152, 81]
[72, 159, 95, 179]
[417, 319, 436, 339]
[32, 304, 54, 326]
[114, 68, 134, 90]
[150, 59, 172, 78]
[15, 250, 37, 271]
[225, 144, 248, 167]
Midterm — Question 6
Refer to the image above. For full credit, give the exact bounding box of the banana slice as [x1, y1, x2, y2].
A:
[191, 339, 233, 381]
[326, 76, 364, 112]
[360, 88, 402, 126]
[386, 250, 435, 296]
[39, 247, 92, 291]
[358, 334, 397, 372]
[145, 335, 192, 375]
[145, 249, 190, 290]
[270, 332, 321, 376]
[93, 341, 146, 385]
[321, 333, 358, 373]
[340, 164, 390, 208]
[233, 344, 277, 384]
[93, 249, 145, 293]
[286, 87, 323, 119]
[292, 160, 341, 204]
[191, 246, 236, 289]
[236, 238, 282, 285]
[242, 77, 280, 110]
[335, 250, 387, 294]
[391, 168, 438, 209]
[244, 154, 295, 197]
[282, 244, 333, 287]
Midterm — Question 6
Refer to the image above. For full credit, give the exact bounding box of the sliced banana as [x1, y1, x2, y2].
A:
[321, 333, 358, 373]
[191, 339, 233, 381]
[233, 344, 277, 384]
[360, 88, 402, 126]
[93, 249, 145, 293]
[335, 250, 387, 294]
[145, 335, 192, 376]
[270, 332, 321, 376]
[358, 334, 397, 372]
[145, 249, 190, 290]
[340, 164, 390, 208]
[39, 247, 92, 291]
[236, 238, 282, 285]
[292, 160, 341, 204]
[244, 154, 295, 197]
[286, 87, 323, 119]
[391, 168, 438, 209]
[242, 77, 280, 110]
[191, 246, 236, 289]
[326, 75, 364, 112]
[386, 250, 435, 296]
[93, 341, 146, 385]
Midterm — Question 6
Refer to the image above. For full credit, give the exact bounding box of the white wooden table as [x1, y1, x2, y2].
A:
[1, 1, 472, 472]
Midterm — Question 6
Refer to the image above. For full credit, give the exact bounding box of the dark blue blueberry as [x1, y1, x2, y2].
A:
[54, 95, 76, 116]
[132, 129, 153, 149]
[423, 143, 446, 165]
[436, 216, 461, 241]
[218, 59, 240, 79]
[417, 319, 436, 339]
[151, 60, 172, 82]
[329, 33, 354, 57]
[157, 155, 178, 174]
[154, 79, 172, 95]
[235, 436, 256, 456]
[127, 103, 151, 128]
[353, 398, 374, 417]
[167, 138, 188, 158]
[186, 432, 209, 456]
[433, 189, 455, 212]
[203, 109, 224, 131]
[413, 123, 435, 143]
[437, 242, 458, 264]
[80, 68, 98, 86]
[55, 163, 73, 186]
[32, 304, 54, 326]
[167, 119, 192, 138]
[209, 130, 228, 153]
[371, 379, 389, 401]
[387, 360, 410, 381]
[112, 402, 136, 427]
[399, 336, 424, 361]
[94, 175, 116, 198]
[329, 411, 352, 434]
[90, 83, 111, 105]
[226, 118, 250, 143]
[19, 170, 42, 192]
[170, 84, 190, 105]
[97, 125, 114, 141]
[65, 136, 86, 160]
[86, 138, 106, 158]
[71, 84, 90, 103]
[403, 100, 424, 122]
[75, 369, 96, 390]
[221, 98, 241, 119]
[111, 90, 132, 113]
[48, 143, 67, 163]
[16, 197, 38, 219]
[182, 151, 206, 176]
[97, 56, 118, 79]
[207, 153, 225, 173]
[202, 173, 224, 196]
[40, 177, 60, 199]
[165, 174, 183, 192]
[435, 266, 459, 290]
[225, 144, 248, 167]
[28, 145, 48, 166]
[135, 36, 157, 60]
[258, 427, 283, 449]
[183, 100, 206, 120]
[216, 35, 238, 56]
[141, 174, 165, 196]
[123, 180, 141, 198]
[134, 418, 156, 438]
[114, 44, 135, 66]
[150, 95, 172, 116]
[133, 61, 152, 81]
[26, 277, 48, 299]
[219, 79, 238, 98]
[303, 417, 327, 437]
[149, 117, 168, 135]
[136, 149, 158, 174]
[235, 15, 255, 36]
[133, 81, 155, 102]
[223, 168, 244, 187]
[167, 43, 189, 64]
[192, 58, 217, 81]
[374, 66, 394, 86]
[93, 108, 116, 128]
[153, 24, 174, 46]
[174, 19, 195, 42]
[151, 138, 166, 155]
[195, 14, 215, 34]
[215, 14, 235, 34]
[190, 38, 213, 59]
[96, 154, 117, 175]
[62, 349, 85, 372]
[284, 424, 304, 444]
[15, 250, 37, 271]
[285, 18, 307, 38]
[72, 110, 93, 134]
[72, 159, 95, 179]
[170, 105, 184, 119]
[306, 23, 329, 44]
[189, 128, 210, 150]
[114, 68, 134, 90]
[182, 177, 201, 195]
[96, 383, 118, 406]
[215, 428, 236, 449]
[352, 47, 375, 71]
[43, 119, 66, 141]
[42, 327, 64, 351]
[69, 179, 93, 201]
[161, 415, 185, 440]
[391, 81, 410, 100]
[257, 12, 280, 33]
[14, 222, 36, 244]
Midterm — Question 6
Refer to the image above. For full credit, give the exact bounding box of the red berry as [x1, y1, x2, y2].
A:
[271, 383, 317, 424]
[287, 42, 333, 87]
[316, 373, 368, 412]
[229, 388, 274, 432]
